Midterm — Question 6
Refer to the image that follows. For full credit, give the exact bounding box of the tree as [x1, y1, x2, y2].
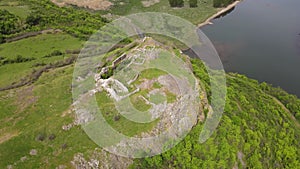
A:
[26, 14, 42, 26]
[213, 0, 235, 8]
[168, 0, 184, 7]
[189, 0, 198, 8]
[0, 9, 19, 35]
[0, 34, 4, 44]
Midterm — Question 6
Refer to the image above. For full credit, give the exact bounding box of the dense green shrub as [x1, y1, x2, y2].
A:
[1, 55, 35, 65]
[1, 0, 108, 40]
[168, 0, 184, 7]
[260, 82, 300, 122]
[0, 9, 20, 35]
[43, 50, 64, 58]
[0, 34, 4, 44]
[189, 0, 198, 8]
[26, 14, 43, 26]
[213, 0, 235, 8]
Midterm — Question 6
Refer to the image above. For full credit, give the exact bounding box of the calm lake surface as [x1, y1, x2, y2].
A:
[200, 0, 300, 97]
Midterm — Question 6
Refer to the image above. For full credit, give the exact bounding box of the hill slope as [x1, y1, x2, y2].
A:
[0, 0, 299, 168]
[0, 36, 299, 168]
[132, 59, 300, 168]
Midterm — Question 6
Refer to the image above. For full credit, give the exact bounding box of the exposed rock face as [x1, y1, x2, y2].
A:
[72, 38, 204, 158]
[157, 75, 180, 95]
[56, 165, 67, 169]
[71, 149, 133, 169]
[29, 149, 38, 156]
[62, 123, 73, 131]
[20, 156, 27, 162]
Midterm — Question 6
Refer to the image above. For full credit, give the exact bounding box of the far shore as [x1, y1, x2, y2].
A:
[198, 1, 241, 28]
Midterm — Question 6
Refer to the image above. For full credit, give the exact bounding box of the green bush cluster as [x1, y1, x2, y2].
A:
[131, 59, 300, 168]
[0, 9, 20, 35]
[168, 0, 184, 7]
[43, 50, 64, 58]
[260, 82, 300, 122]
[213, 0, 235, 8]
[1, 0, 108, 41]
[1, 55, 35, 65]
[189, 0, 198, 8]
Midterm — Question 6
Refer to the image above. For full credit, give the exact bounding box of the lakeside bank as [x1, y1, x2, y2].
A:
[198, 1, 241, 28]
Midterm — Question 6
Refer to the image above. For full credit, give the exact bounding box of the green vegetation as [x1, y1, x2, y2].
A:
[1, 55, 35, 65]
[0, 36, 299, 168]
[0, 9, 20, 35]
[0, 0, 299, 168]
[96, 92, 158, 136]
[0, 33, 83, 89]
[0, 0, 108, 42]
[0, 66, 99, 168]
[0, 5, 30, 20]
[213, 0, 235, 8]
[149, 93, 166, 104]
[129, 68, 170, 111]
[137, 68, 167, 82]
[131, 59, 300, 168]
[152, 82, 162, 89]
[260, 82, 300, 123]
[189, 0, 198, 8]
[130, 90, 152, 112]
[165, 90, 177, 103]
[168, 0, 184, 7]
[105, 0, 217, 25]
[0, 0, 30, 19]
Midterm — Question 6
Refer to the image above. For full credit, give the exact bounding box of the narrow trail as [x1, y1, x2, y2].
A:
[0, 56, 76, 92]
[270, 96, 300, 127]
[227, 74, 300, 128]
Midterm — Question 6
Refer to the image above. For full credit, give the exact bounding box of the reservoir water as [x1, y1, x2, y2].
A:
[200, 0, 300, 97]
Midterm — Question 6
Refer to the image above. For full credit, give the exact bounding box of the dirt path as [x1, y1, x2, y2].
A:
[5, 29, 62, 43]
[227, 74, 300, 128]
[0, 131, 19, 144]
[0, 56, 76, 92]
[271, 96, 300, 127]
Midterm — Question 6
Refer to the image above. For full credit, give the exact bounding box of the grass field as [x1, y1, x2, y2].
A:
[103, 0, 218, 25]
[0, 0, 30, 19]
[96, 91, 158, 136]
[0, 33, 83, 88]
[0, 66, 98, 168]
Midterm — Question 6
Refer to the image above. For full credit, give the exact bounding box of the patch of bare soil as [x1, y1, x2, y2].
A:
[0, 131, 19, 144]
[141, 0, 160, 7]
[15, 86, 38, 112]
[237, 151, 246, 167]
[71, 148, 133, 169]
[51, 0, 113, 10]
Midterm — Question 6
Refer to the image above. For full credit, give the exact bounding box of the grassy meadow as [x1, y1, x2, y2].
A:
[0, 33, 83, 88]
[104, 0, 218, 25]
[0, 65, 98, 168]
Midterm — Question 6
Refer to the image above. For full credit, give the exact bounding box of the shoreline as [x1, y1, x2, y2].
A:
[198, 0, 241, 28]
